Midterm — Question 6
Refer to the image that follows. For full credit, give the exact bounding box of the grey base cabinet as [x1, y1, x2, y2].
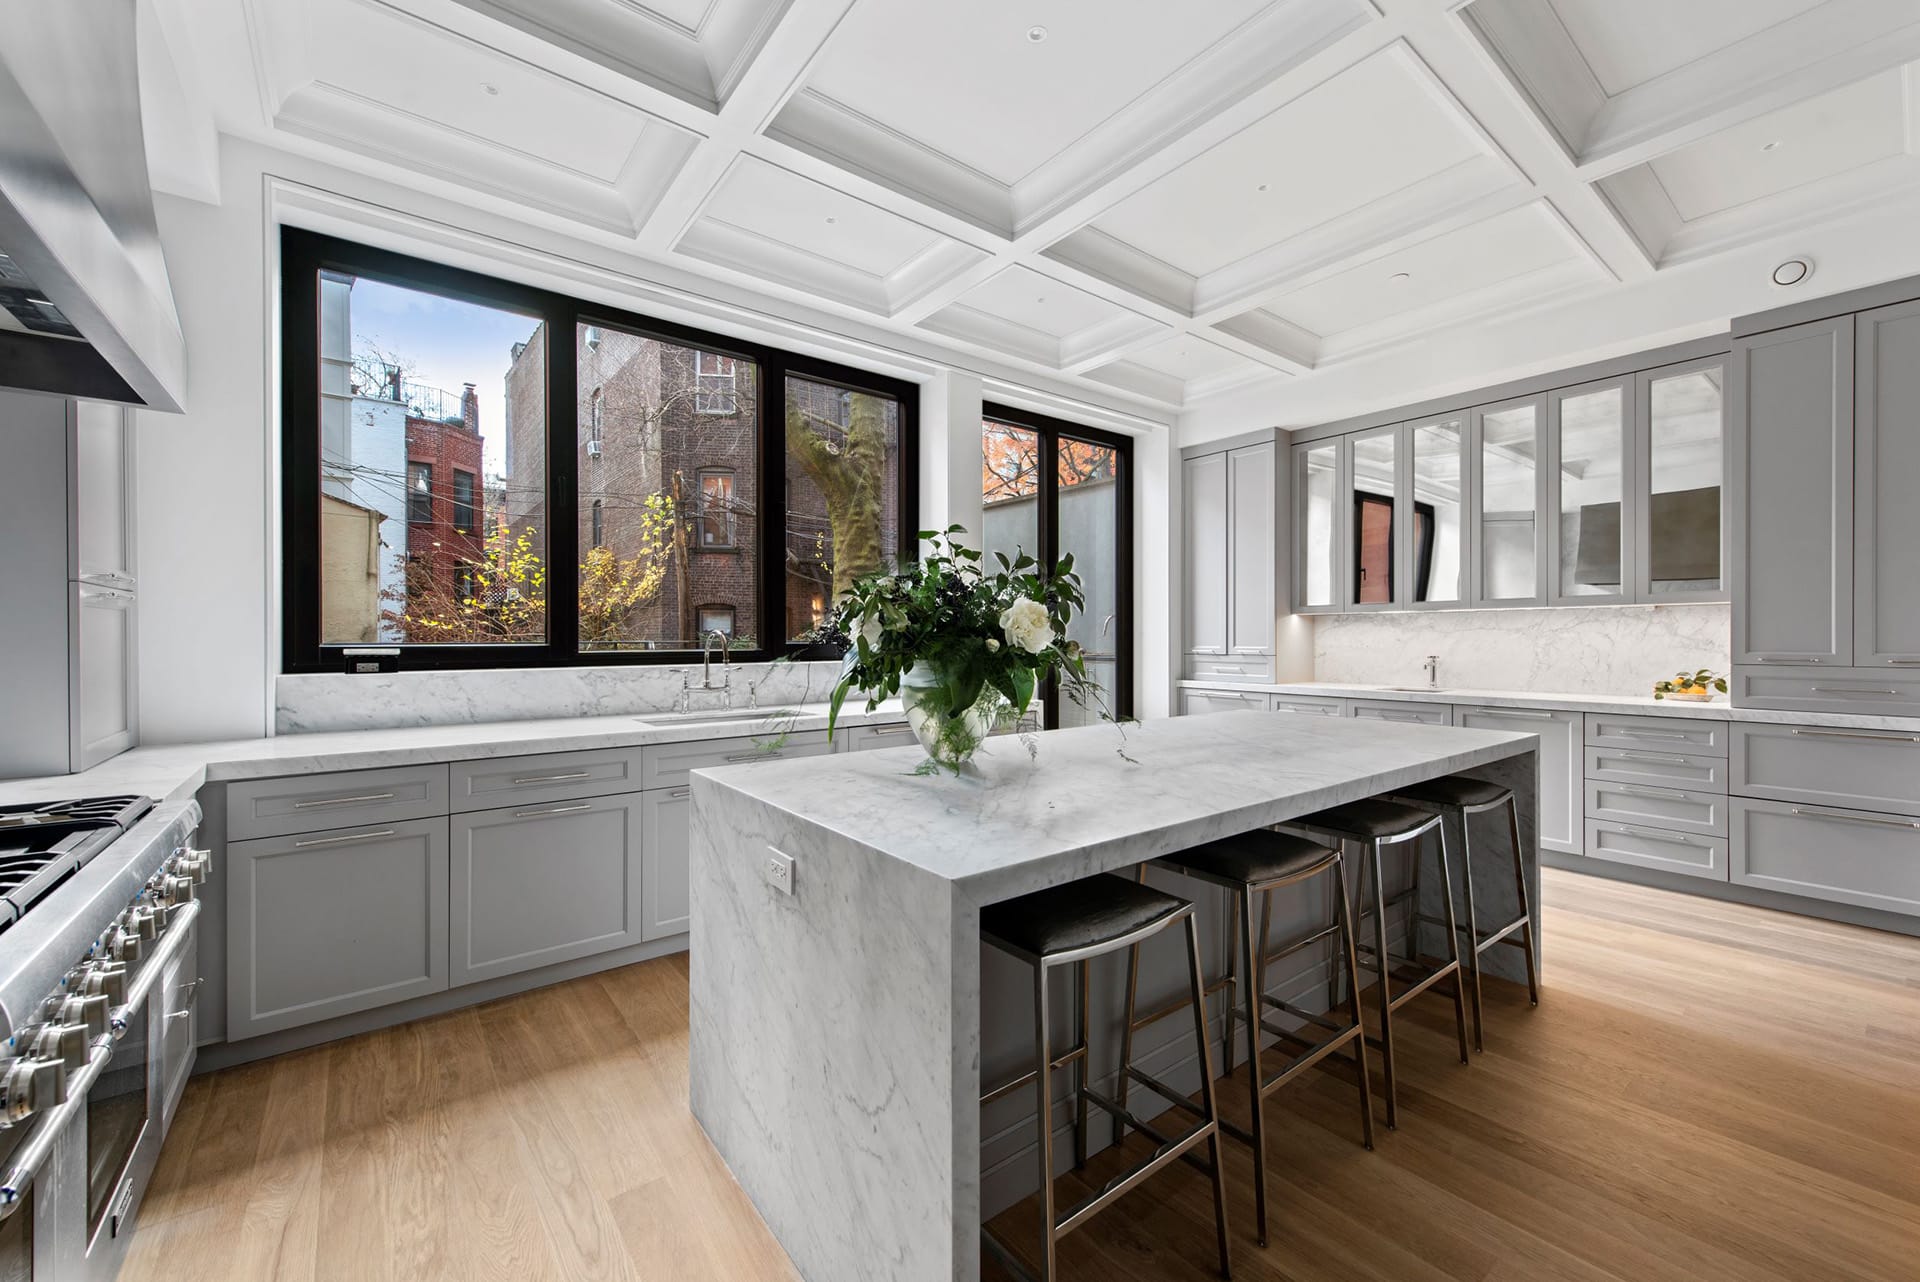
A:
[640, 787, 692, 941]
[1732, 797, 1920, 915]
[449, 795, 645, 986]
[1454, 705, 1582, 855]
[227, 816, 449, 1040]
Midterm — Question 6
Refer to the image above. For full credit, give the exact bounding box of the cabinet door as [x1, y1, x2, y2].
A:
[1177, 688, 1267, 715]
[1733, 797, 1920, 916]
[1406, 416, 1469, 608]
[1226, 442, 1275, 653]
[70, 582, 135, 771]
[1344, 428, 1400, 609]
[641, 787, 693, 940]
[1347, 699, 1451, 726]
[1855, 299, 1920, 666]
[1454, 705, 1582, 854]
[1293, 440, 1342, 612]
[1731, 317, 1853, 665]
[1471, 396, 1547, 606]
[70, 401, 134, 586]
[226, 817, 449, 1040]
[1547, 379, 1630, 606]
[1182, 452, 1229, 654]
[1636, 358, 1727, 603]
[450, 796, 645, 985]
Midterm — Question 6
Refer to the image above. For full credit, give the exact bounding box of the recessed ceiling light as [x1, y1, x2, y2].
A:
[481, 82, 499, 96]
[1771, 257, 1812, 288]
[1256, 183, 1270, 193]
[825, 216, 837, 225]
[1389, 272, 1411, 284]
[1760, 140, 1781, 152]
[1026, 25, 1048, 42]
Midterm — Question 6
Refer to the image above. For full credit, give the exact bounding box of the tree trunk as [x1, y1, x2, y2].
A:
[784, 395, 887, 601]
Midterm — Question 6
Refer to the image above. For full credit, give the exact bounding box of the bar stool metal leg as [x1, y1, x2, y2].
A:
[1237, 884, 1268, 1245]
[1333, 854, 1376, 1152]
[1506, 795, 1541, 1005]
[1032, 963, 1057, 1282]
[1074, 961, 1090, 1169]
[1432, 823, 1472, 1066]
[1363, 838, 1398, 1130]
[1448, 813, 1485, 1052]
[1184, 915, 1234, 1279]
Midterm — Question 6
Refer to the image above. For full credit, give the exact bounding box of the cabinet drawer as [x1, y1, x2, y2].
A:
[1585, 713, 1726, 757]
[1730, 722, 1920, 816]
[1584, 745, 1727, 793]
[1732, 667, 1920, 716]
[1583, 819, 1726, 881]
[1269, 695, 1345, 717]
[1178, 689, 1267, 716]
[1347, 699, 1452, 726]
[838, 720, 920, 752]
[1732, 797, 1920, 916]
[448, 746, 646, 813]
[1584, 780, 1727, 837]
[641, 787, 692, 940]
[1184, 655, 1273, 683]
[227, 764, 450, 841]
[641, 730, 831, 790]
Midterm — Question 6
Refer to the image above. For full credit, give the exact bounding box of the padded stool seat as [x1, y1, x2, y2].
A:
[982, 874, 1188, 959]
[1390, 775, 1512, 809]
[1157, 830, 1337, 887]
[1300, 798, 1437, 840]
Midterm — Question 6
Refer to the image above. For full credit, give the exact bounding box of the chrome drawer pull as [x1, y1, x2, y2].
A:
[1808, 687, 1899, 696]
[1471, 708, 1553, 719]
[1752, 655, 1824, 663]
[865, 725, 914, 737]
[291, 792, 396, 809]
[1610, 727, 1693, 740]
[1612, 785, 1682, 798]
[510, 771, 594, 785]
[1884, 659, 1920, 666]
[1789, 728, 1920, 743]
[1616, 825, 1688, 843]
[668, 787, 692, 800]
[292, 828, 395, 848]
[726, 750, 782, 762]
[1613, 750, 1686, 763]
[513, 802, 593, 818]
[1789, 808, 1920, 830]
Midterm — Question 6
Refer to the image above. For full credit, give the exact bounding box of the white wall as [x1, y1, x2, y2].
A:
[131, 138, 1174, 743]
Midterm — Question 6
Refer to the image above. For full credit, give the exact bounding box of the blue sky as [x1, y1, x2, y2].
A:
[350, 277, 542, 476]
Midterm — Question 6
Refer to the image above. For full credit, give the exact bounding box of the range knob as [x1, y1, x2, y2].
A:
[81, 964, 128, 1006]
[56, 994, 110, 1039]
[30, 1024, 88, 1072]
[158, 875, 194, 907]
[126, 906, 159, 940]
[108, 929, 142, 963]
[0, 1058, 65, 1124]
[175, 849, 212, 884]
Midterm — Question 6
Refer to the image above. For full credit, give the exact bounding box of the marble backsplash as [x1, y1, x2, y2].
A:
[275, 660, 852, 734]
[1312, 603, 1730, 695]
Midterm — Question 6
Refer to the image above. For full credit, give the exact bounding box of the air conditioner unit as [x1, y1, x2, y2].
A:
[586, 440, 602, 457]
[583, 325, 602, 351]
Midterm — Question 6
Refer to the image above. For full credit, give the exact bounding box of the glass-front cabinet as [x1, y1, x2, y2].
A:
[1548, 378, 1630, 605]
[1294, 440, 1341, 611]
[1346, 428, 1399, 609]
[1473, 396, 1546, 606]
[1637, 358, 1726, 600]
[1407, 416, 1468, 607]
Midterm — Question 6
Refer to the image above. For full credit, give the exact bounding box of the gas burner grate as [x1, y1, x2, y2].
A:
[0, 797, 152, 835]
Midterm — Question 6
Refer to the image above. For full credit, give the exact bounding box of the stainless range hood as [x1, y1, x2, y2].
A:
[0, 0, 186, 411]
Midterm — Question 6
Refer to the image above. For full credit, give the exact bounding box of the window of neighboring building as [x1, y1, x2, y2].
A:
[695, 352, 737, 415]
[452, 469, 477, 533]
[407, 462, 433, 525]
[698, 469, 736, 548]
[283, 228, 915, 672]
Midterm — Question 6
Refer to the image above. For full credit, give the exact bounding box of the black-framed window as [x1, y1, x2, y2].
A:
[282, 227, 918, 671]
[980, 402, 1133, 728]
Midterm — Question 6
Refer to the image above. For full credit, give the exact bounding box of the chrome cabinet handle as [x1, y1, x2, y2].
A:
[291, 792, 396, 809]
[727, 750, 782, 762]
[1752, 655, 1824, 662]
[865, 725, 914, 737]
[1883, 658, 1920, 666]
[513, 802, 593, 818]
[510, 771, 593, 785]
[1789, 807, 1920, 830]
[1612, 785, 1682, 798]
[1608, 727, 1694, 740]
[1469, 708, 1553, 720]
[1613, 749, 1687, 763]
[1615, 824, 1689, 843]
[1809, 687, 1900, 695]
[667, 787, 691, 800]
[291, 828, 395, 848]
[1790, 727, 1919, 743]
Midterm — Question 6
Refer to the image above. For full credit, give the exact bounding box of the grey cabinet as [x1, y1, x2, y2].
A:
[1268, 694, 1345, 716]
[1293, 440, 1342, 613]
[1177, 688, 1267, 715]
[1584, 744, 1727, 793]
[1730, 722, 1920, 817]
[227, 764, 450, 841]
[1347, 699, 1451, 726]
[640, 787, 693, 940]
[1454, 705, 1582, 854]
[1470, 395, 1548, 606]
[448, 746, 646, 812]
[1584, 780, 1728, 838]
[449, 795, 645, 985]
[1732, 798, 1920, 915]
[1227, 442, 1277, 653]
[1853, 299, 1920, 667]
[1182, 451, 1229, 656]
[1585, 713, 1726, 757]
[838, 721, 920, 752]
[1585, 818, 1726, 881]
[1730, 316, 1853, 666]
[226, 817, 449, 1040]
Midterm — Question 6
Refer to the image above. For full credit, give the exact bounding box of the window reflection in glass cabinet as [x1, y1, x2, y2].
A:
[1479, 402, 1540, 601]
[1410, 418, 1465, 604]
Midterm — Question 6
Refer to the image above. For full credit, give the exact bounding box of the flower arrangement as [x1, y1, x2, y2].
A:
[1653, 668, 1728, 701]
[823, 526, 1117, 771]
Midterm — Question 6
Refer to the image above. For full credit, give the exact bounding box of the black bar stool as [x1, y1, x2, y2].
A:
[980, 874, 1231, 1282]
[1385, 775, 1540, 1050]
[1119, 830, 1374, 1246]
[1286, 799, 1470, 1129]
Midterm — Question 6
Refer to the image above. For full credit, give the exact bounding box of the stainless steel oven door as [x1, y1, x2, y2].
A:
[0, 1123, 63, 1281]
[76, 989, 157, 1281]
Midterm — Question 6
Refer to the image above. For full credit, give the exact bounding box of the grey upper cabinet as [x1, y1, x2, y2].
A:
[1182, 451, 1229, 655]
[1345, 428, 1399, 611]
[1547, 379, 1631, 607]
[1854, 299, 1920, 667]
[226, 816, 450, 1040]
[1227, 441, 1276, 652]
[1635, 358, 1727, 604]
[1470, 395, 1548, 607]
[449, 794, 645, 985]
[1293, 439, 1342, 613]
[1730, 316, 1854, 666]
[1404, 416, 1469, 609]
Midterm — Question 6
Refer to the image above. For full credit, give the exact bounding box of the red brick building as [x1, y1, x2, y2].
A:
[403, 383, 486, 602]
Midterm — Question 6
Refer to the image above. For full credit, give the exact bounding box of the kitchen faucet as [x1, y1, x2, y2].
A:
[700, 629, 731, 691]
[1424, 655, 1439, 688]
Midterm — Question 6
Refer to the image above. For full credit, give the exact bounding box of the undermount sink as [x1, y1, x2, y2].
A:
[1378, 686, 1450, 693]
[636, 707, 799, 726]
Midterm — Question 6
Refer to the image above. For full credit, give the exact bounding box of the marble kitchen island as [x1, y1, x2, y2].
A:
[688, 711, 1540, 1282]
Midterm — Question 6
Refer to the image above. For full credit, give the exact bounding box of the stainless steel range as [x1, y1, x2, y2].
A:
[0, 796, 207, 1281]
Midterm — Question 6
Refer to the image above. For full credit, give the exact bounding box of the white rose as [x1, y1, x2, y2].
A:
[857, 612, 885, 649]
[985, 637, 1000, 652]
[998, 597, 1055, 654]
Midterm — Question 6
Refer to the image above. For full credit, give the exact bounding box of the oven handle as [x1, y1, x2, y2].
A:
[0, 899, 202, 1219]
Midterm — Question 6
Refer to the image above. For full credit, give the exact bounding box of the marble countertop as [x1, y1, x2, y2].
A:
[695, 710, 1537, 904]
[0, 701, 908, 809]
[1177, 678, 1920, 731]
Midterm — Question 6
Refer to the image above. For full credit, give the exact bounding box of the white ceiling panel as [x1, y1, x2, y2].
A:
[696, 157, 943, 278]
[1546, 0, 1824, 96]
[1088, 49, 1491, 279]
[1124, 334, 1262, 383]
[952, 265, 1136, 341]
[800, 0, 1275, 186]
[1264, 204, 1586, 338]
[1646, 71, 1906, 220]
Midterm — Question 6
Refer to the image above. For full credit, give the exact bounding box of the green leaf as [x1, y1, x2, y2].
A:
[1010, 664, 1036, 712]
[827, 677, 851, 736]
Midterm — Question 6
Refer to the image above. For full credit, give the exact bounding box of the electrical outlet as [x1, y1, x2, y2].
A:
[765, 847, 796, 896]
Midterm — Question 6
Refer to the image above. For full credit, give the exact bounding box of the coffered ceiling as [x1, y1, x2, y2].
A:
[146, 0, 1920, 426]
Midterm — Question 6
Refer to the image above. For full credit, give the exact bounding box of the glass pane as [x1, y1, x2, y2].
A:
[1350, 429, 1397, 604]
[982, 419, 1041, 570]
[88, 995, 148, 1235]
[318, 273, 544, 644]
[1647, 367, 1724, 594]
[1299, 443, 1337, 608]
[576, 323, 760, 651]
[1480, 403, 1539, 600]
[785, 376, 902, 640]
[1410, 418, 1464, 603]
[1056, 438, 1121, 726]
[1555, 387, 1625, 597]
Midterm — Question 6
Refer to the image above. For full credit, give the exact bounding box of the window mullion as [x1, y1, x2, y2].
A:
[547, 301, 581, 661]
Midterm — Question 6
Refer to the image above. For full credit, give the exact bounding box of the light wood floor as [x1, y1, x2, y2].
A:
[128, 868, 1920, 1282]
